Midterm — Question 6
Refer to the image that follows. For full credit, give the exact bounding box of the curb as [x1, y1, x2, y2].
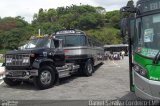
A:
[0, 74, 4, 80]
[0, 65, 5, 81]
[0, 66, 5, 85]
[0, 67, 5, 74]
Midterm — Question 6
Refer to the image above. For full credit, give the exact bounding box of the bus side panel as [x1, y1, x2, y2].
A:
[63, 46, 104, 66]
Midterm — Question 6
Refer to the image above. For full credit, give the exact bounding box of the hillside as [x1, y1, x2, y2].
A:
[0, 5, 121, 50]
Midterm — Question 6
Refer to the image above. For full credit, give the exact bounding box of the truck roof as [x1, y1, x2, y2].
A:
[137, 0, 150, 4]
[55, 29, 86, 35]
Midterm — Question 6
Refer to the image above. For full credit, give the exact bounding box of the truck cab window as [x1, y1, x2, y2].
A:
[50, 40, 55, 48]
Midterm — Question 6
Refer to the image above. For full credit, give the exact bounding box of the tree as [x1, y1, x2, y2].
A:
[105, 10, 120, 29]
[0, 17, 33, 49]
[78, 13, 98, 29]
[0, 5, 123, 50]
[32, 5, 105, 30]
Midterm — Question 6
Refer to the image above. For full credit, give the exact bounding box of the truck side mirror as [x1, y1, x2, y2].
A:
[59, 39, 63, 49]
[54, 39, 63, 49]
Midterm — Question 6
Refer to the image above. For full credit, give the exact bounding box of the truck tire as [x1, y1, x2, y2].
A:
[34, 66, 56, 90]
[3, 78, 21, 86]
[83, 59, 94, 76]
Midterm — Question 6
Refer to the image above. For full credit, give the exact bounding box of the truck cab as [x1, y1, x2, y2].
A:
[3, 35, 79, 89]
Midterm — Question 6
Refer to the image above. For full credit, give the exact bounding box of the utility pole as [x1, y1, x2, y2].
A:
[38, 29, 41, 36]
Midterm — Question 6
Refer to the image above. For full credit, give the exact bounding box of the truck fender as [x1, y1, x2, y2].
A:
[32, 58, 59, 85]
[32, 58, 55, 69]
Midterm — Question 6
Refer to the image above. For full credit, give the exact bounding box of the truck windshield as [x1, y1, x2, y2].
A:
[25, 38, 51, 49]
[136, 13, 160, 58]
[55, 35, 87, 47]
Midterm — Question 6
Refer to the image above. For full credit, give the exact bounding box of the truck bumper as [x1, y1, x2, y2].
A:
[134, 71, 160, 100]
[5, 69, 38, 79]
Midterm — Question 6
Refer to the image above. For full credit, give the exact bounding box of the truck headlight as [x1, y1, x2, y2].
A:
[6, 58, 12, 63]
[22, 57, 30, 63]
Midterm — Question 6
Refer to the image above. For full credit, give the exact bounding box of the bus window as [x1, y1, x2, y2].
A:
[65, 35, 86, 47]
[136, 18, 142, 47]
[56, 35, 87, 47]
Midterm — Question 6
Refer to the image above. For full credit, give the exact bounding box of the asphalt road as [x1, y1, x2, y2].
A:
[0, 57, 140, 101]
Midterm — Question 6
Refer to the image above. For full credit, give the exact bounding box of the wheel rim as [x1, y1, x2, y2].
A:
[87, 63, 93, 74]
[40, 70, 52, 85]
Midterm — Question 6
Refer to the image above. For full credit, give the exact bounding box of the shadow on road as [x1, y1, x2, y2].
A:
[116, 92, 139, 100]
[114, 92, 159, 106]
[94, 62, 104, 71]
[2, 63, 104, 90]
[2, 81, 37, 90]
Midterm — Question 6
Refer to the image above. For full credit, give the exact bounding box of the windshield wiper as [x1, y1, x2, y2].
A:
[153, 51, 160, 64]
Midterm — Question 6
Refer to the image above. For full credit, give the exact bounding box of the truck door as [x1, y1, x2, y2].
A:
[50, 39, 65, 67]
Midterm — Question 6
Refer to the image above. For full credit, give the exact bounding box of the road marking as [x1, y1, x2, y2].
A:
[0, 74, 5, 85]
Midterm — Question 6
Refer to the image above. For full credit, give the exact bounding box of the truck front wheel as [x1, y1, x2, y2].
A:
[3, 78, 21, 86]
[34, 66, 56, 90]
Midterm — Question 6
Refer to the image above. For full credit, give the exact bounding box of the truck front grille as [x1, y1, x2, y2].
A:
[6, 54, 30, 66]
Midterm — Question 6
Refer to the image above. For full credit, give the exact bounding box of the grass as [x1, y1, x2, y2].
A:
[0, 59, 3, 63]
[0, 49, 5, 63]
[0, 49, 8, 54]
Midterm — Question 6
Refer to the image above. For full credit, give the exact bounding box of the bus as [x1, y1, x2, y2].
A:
[104, 44, 128, 55]
[121, 0, 160, 100]
[54, 29, 104, 76]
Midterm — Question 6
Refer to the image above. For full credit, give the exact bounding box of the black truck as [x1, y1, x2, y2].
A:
[3, 36, 82, 89]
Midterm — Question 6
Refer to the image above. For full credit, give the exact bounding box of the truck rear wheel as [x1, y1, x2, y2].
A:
[34, 66, 56, 90]
[83, 59, 94, 76]
[3, 78, 21, 86]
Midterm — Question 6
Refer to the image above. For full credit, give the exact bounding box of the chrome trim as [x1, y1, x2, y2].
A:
[5, 69, 38, 79]
[134, 71, 160, 100]
[64, 46, 103, 50]
[5, 54, 30, 66]
[63, 46, 104, 66]
[57, 64, 80, 78]
[72, 65, 80, 70]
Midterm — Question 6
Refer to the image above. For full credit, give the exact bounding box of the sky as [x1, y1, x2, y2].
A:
[0, 0, 138, 23]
